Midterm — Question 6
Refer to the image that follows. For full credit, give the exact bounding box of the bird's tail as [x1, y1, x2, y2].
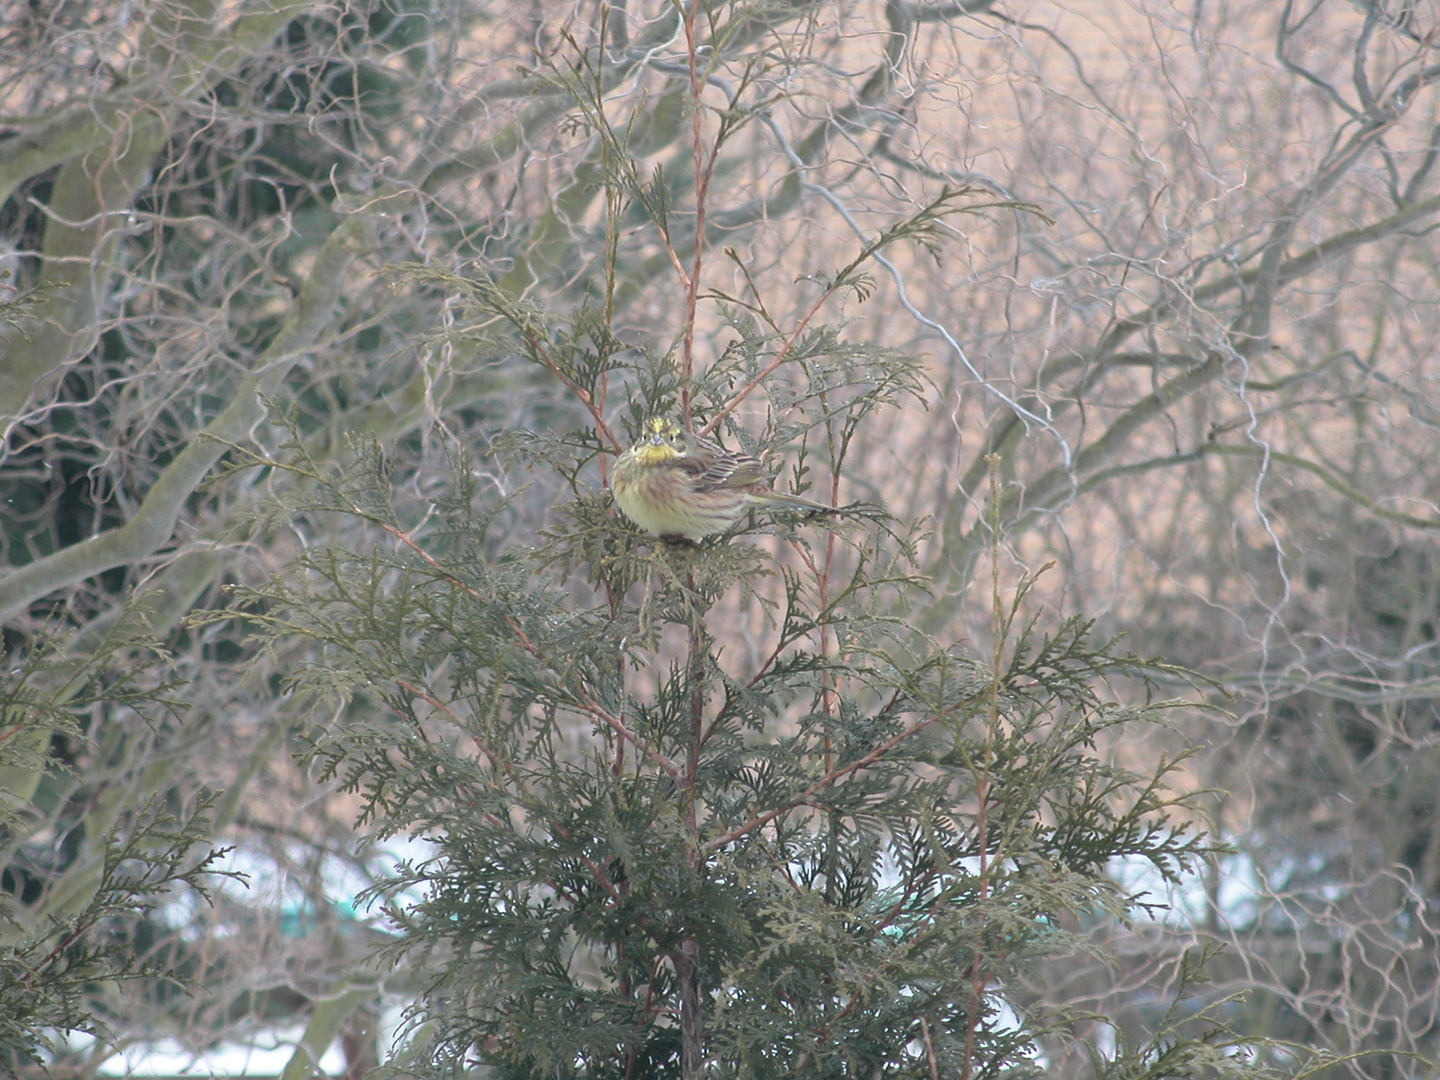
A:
[756, 489, 837, 513]
[757, 491, 886, 518]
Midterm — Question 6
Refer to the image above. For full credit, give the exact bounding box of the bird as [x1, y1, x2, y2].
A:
[610, 417, 844, 543]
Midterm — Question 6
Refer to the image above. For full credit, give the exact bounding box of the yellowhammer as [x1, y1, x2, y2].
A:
[611, 417, 843, 542]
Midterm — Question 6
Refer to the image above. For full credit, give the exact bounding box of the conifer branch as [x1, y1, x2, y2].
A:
[702, 710, 955, 853]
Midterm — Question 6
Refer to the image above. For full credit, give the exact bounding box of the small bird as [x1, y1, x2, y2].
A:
[610, 417, 843, 542]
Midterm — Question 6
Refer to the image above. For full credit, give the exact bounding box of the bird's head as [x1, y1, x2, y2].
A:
[629, 416, 688, 465]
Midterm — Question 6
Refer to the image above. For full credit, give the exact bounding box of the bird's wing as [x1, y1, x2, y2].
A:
[676, 449, 767, 490]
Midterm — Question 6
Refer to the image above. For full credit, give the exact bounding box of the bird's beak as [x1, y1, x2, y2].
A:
[649, 433, 665, 445]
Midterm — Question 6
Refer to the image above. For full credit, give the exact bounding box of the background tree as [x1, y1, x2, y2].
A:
[0, 608, 234, 1074]
[2, 0, 1439, 1074]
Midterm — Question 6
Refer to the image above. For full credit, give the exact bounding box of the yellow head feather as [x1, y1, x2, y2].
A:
[628, 417, 687, 464]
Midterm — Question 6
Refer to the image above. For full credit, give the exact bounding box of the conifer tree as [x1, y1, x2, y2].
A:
[213, 315, 1290, 1080]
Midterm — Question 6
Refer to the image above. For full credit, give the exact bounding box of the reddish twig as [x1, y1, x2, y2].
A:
[519, 328, 621, 450]
[679, 0, 721, 430]
[698, 285, 835, 439]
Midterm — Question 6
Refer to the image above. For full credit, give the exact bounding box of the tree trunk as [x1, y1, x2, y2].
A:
[677, 938, 703, 1078]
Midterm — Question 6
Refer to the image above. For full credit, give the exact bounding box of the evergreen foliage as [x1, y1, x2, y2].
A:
[0, 609, 234, 1074]
[214, 314, 1278, 1078]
